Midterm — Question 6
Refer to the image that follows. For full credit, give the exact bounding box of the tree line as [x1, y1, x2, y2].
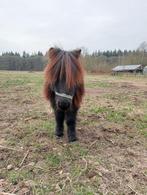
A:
[0, 51, 45, 71]
[0, 43, 147, 73]
[92, 49, 138, 57]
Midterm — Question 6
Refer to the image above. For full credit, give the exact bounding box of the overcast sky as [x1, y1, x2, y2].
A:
[0, 0, 147, 54]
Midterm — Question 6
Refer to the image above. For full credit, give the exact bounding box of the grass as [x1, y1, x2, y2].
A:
[0, 71, 147, 194]
[32, 186, 52, 195]
[46, 153, 61, 167]
[136, 114, 147, 137]
[7, 170, 34, 185]
[90, 106, 128, 123]
[86, 80, 113, 88]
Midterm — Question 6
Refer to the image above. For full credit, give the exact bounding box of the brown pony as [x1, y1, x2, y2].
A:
[44, 47, 84, 142]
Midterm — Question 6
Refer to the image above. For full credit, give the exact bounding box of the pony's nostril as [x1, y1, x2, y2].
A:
[66, 102, 70, 107]
[58, 100, 70, 110]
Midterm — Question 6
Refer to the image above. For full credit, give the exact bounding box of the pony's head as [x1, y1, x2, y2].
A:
[44, 47, 85, 110]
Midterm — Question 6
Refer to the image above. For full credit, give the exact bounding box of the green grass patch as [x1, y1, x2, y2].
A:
[90, 106, 128, 123]
[136, 114, 147, 137]
[32, 185, 52, 195]
[86, 81, 112, 88]
[90, 106, 108, 114]
[46, 153, 61, 167]
[107, 110, 127, 123]
[74, 184, 95, 195]
[25, 120, 55, 136]
[1, 78, 29, 87]
[7, 170, 33, 185]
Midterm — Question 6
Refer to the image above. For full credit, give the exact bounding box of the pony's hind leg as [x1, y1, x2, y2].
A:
[65, 110, 77, 142]
[55, 110, 65, 138]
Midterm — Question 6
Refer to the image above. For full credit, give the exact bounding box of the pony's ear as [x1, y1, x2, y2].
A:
[48, 47, 61, 58]
[72, 49, 81, 58]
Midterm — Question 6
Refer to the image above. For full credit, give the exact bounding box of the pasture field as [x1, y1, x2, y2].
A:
[0, 71, 147, 195]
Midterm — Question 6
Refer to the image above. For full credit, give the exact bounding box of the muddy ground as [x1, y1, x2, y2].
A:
[0, 72, 147, 195]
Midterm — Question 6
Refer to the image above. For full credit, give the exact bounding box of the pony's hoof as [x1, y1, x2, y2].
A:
[68, 137, 78, 142]
[56, 134, 64, 139]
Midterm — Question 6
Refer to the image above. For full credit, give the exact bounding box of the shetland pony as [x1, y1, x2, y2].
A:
[44, 48, 84, 142]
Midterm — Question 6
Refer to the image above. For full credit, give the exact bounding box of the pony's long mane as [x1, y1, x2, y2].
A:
[44, 48, 85, 108]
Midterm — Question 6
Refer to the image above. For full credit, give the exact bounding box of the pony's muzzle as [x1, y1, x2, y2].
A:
[57, 100, 70, 110]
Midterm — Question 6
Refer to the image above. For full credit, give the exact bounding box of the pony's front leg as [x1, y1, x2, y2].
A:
[54, 110, 65, 138]
[65, 110, 77, 142]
